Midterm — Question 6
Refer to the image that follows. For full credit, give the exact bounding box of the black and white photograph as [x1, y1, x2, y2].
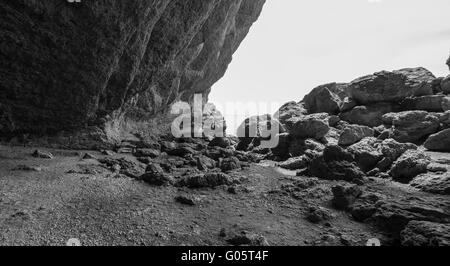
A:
[0, 0, 449, 253]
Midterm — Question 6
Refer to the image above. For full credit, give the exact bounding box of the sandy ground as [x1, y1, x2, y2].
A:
[0, 144, 447, 246]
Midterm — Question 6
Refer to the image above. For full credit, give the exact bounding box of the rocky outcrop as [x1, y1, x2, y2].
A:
[401, 221, 450, 246]
[0, 0, 266, 144]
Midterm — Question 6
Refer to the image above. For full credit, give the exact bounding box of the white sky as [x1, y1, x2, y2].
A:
[209, 0, 450, 134]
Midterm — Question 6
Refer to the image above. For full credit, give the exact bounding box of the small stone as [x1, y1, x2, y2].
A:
[175, 195, 197, 206]
[32, 150, 53, 159]
[83, 153, 97, 160]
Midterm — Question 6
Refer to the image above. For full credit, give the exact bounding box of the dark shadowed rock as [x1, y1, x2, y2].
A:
[32, 150, 54, 159]
[141, 163, 174, 186]
[271, 133, 291, 158]
[305, 206, 334, 224]
[209, 137, 232, 149]
[288, 138, 325, 157]
[348, 68, 434, 105]
[176, 172, 233, 188]
[401, 221, 450, 246]
[133, 148, 161, 158]
[278, 156, 310, 170]
[340, 103, 397, 127]
[220, 157, 241, 172]
[338, 125, 374, 146]
[236, 114, 285, 151]
[389, 150, 430, 181]
[307, 145, 365, 181]
[226, 231, 269, 246]
[331, 185, 363, 210]
[424, 129, 450, 152]
[376, 139, 417, 171]
[303, 83, 344, 114]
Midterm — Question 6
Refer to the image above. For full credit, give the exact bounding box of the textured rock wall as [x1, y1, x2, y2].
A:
[0, 0, 265, 141]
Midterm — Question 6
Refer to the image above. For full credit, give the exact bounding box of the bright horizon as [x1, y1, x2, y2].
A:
[209, 0, 450, 135]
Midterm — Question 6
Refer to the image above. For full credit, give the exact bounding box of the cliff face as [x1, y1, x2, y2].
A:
[0, 0, 265, 142]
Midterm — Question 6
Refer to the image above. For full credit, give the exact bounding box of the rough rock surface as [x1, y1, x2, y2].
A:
[383, 111, 440, 144]
[389, 150, 431, 181]
[289, 113, 330, 140]
[401, 221, 450, 246]
[348, 68, 434, 105]
[0, 0, 266, 144]
[303, 83, 344, 114]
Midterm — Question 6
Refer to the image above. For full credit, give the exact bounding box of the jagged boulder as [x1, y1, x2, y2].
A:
[382, 111, 440, 143]
[348, 67, 434, 105]
[289, 113, 330, 140]
[303, 83, 344, 114]
[424, 129, 450, 152]
[389, 150, 431, 181]
[340, 103, 398, 127]
[338, 125, 374, 146]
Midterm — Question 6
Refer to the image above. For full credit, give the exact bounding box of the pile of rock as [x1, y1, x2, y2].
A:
[237, 57, 450, 194]
[96, 135, 260, 190]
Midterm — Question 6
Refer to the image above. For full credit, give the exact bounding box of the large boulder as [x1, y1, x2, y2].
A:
[288, 113, 330, 140]
[389, 150, 431, 181]
[338, 125, 374, 146]
[382, 111, 440, 144]
[340, 103, 398, 127]
[0, 0, 266, 143]
[348, 67, 435, 105]
[401, 221, 450, 246]
[303, 83, 345, 114]
[424, 129, 450, 152]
